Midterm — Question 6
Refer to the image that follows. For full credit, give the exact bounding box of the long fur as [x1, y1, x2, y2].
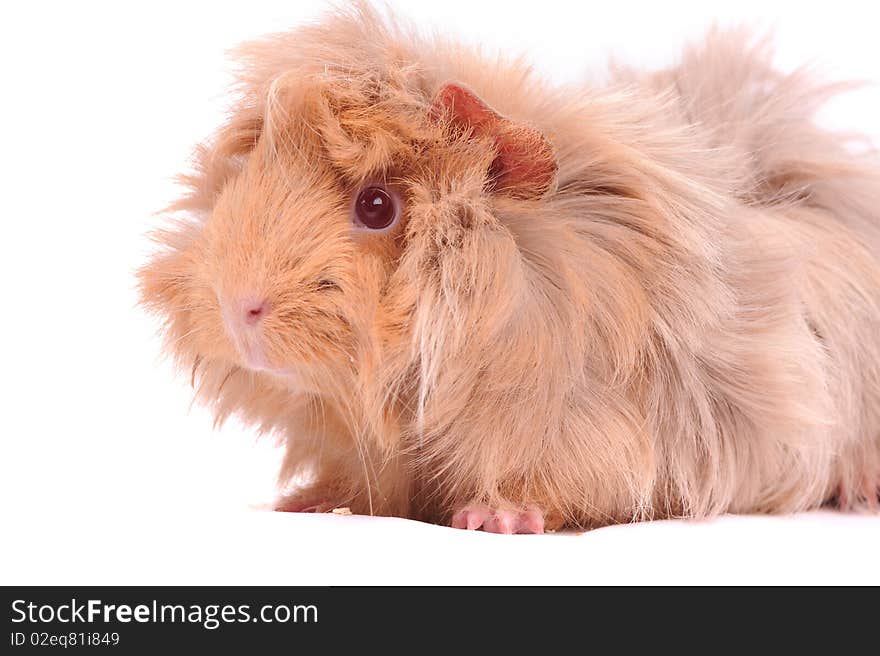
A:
[138, 3, 880, 529]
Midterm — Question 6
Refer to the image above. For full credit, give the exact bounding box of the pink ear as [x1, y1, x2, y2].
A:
[431, 83, 557, 199]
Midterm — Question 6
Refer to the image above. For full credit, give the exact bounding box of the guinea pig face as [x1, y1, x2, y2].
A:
[140, 76, 557, 391]
[199, 143, 357, 378]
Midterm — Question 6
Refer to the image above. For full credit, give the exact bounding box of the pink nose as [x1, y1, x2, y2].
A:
[242, 298, 270, 325]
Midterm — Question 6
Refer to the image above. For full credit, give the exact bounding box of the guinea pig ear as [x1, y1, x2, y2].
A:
[431, 83, 557, 199]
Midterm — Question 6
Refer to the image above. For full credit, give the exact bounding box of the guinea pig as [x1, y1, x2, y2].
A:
[138, 2, 880, 533]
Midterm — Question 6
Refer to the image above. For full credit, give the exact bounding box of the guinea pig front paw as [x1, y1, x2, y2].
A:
[274, 486, 344, 514]
[450, 504, 544, 534]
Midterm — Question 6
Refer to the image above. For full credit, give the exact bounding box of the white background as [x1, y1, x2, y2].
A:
[1, 0, 879, 585]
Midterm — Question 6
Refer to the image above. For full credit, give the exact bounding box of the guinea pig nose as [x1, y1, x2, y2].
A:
[242, 298, 270, 325]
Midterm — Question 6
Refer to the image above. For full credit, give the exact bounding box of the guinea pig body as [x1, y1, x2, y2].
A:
[139, 4, 880, 532]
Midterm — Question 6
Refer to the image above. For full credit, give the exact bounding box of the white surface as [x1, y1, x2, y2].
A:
[3, 509, 879, 585]
[1, 0, 879, 585]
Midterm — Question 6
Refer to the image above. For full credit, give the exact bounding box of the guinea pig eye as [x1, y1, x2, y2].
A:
[353, 185, 399, 230]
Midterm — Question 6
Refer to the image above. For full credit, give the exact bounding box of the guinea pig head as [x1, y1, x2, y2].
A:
[139, 69, 558, 413]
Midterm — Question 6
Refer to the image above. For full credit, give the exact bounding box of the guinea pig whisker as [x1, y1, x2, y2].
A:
[191, 355, 204, 388]
[166, 303, 215, 312]
[165, 325, 207, 350]
[217, 366, 241, 396]
[325, 378, 377, 516]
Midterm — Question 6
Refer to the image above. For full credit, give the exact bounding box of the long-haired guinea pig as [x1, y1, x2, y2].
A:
[139, 3, 880, 533]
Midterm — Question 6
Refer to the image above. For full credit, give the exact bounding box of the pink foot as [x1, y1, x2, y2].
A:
[451, 504, 544, 534]
[833, 477, 880, 510]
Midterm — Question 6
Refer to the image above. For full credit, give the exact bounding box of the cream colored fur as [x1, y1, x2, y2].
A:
[139, 4, 880, 529]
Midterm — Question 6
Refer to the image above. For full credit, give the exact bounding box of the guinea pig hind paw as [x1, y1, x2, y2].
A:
[450, 505, 544, 534]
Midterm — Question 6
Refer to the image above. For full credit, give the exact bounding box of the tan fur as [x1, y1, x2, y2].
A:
[138, 4, 880, 529]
